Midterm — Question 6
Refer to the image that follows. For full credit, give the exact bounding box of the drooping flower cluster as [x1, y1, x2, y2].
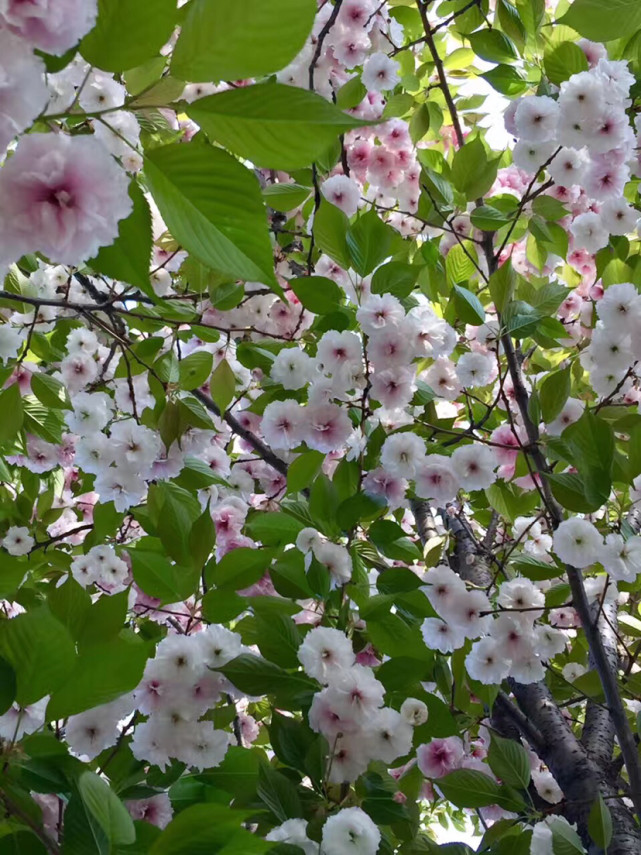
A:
[300, 627, 416, 781]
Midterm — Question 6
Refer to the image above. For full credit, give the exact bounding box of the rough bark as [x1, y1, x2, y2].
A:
[510, 680, 641, 853]
[582, 599, 619, 773]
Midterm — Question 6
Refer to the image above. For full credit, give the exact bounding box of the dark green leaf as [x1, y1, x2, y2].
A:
[487, 732, 531, 789]
[588, 794, 612, 851]
[78, 772, 135, 846]
[90, 182, 153, 295]
[288, 276, 343, 314]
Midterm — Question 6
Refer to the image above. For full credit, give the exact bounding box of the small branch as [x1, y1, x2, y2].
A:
[416, 1, 464, 148]
[493, 691, 545, 754]
[192, 389, 289, 478]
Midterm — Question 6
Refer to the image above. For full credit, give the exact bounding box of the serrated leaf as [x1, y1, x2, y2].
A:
[144, 142, 277, 289]
[487, 732, 531, 789]
[171, 0, 316, 82]
[187, 84, 367, 171]
[81, 0, 177, 72]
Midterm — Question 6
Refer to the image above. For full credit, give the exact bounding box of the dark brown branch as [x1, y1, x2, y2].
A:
[192, 389, 289, 478]
[415, 1, 464, 148]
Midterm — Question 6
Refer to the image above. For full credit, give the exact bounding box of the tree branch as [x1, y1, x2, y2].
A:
[192, 389, 289, 478]
[416, 0, 465, 148]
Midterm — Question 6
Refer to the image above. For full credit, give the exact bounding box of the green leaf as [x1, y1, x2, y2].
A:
[90, 182, 153, 295]
[549, 818, 587, 855]
[470, 205, 512, 231]
[257, 764, 302, 822]
[371, 262, 420, 298]
[179, 351, 213, 392]
[245, 512, 304, 547]
[130, 550, 200, 603]
[313, 201, 351, 269]
[186, 84, 367, 171]
[149, 804, 255, 855]
[262, 183, 312, 213]
[563, 410, 613, 511]
[47, 637, 148, 719]
[63, 793, 110, 855]
[254, 612, 302, 669]
[48, 578, 91, 640]
[288, 276, 343, 314]
[436, 769, 501, 808]
[487, 733, 531, 789]
[0, 383, 24, 443]
[336, 492, 387, 531]
[451, 137, 500, 200]
[336, 76, 368, 110]
[0, 608, 75, 706]
[489, 261, 515, 313]
[467, 30, 517, 63]
[80, 0, 178, 72]
[548, 472, 599, 514]
[497, 0, 527, 45]
[210, 547, 275, 590]
[188, 507, 216, 573]
[369, 519, 421, 562]
[559, 0, 641, 42]
[208, 358, 237, 414]
[453, 285, 485, 324]
[544, 41, 589, 86]
[347, 211, 399, 277]
[31, 373, 72, 410]
[144, 142, 277, 288]
[481, 64, 528, 96]
[540, 366, 571, 424]
[588, 794, 612, 851]
[286, 450, 324, 494]
[216, 654, 316, 706]
[269, 711, 316, 773]
[0, 656, 16, 716]
[148, 482, 202, 566]
[78, 772, 135, 846]
[171, 0, 316, 82]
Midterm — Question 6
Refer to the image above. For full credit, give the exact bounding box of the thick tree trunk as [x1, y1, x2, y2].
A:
[581, 600, 618, 772]
[509, 680, 641, 853]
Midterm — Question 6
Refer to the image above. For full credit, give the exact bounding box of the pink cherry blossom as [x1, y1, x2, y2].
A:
[417, 737, 465, 778]
[0, 134, 132, 266]
[0, 0, 98, 55]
